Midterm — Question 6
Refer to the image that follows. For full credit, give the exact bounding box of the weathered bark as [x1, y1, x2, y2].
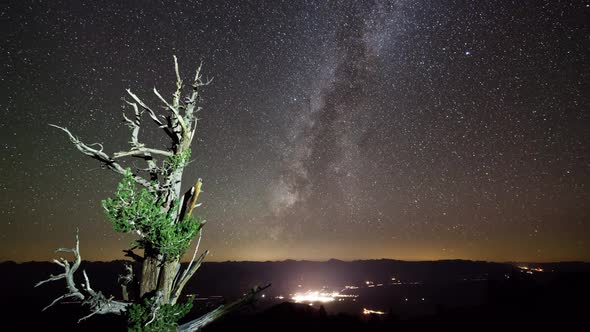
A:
[140, 254, 161, 297]
[157, 258, 180, 303]
[178, 178, 203, 223]
[36, 233, 131, 322]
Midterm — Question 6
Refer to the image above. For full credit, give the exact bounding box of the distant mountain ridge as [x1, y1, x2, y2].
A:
[2, 259, 589, 299]
[3, 259, 589, 331]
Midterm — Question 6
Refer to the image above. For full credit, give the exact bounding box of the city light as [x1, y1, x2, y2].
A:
[292, 290, 358, 303]
[363, 308, 385, 315]
[517, 266, 544, 274]
[292, 291, 336, 303]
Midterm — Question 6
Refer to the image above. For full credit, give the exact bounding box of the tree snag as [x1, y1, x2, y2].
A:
[38, 56, 269, 331]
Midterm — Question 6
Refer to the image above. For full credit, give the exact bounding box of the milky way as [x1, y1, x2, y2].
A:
[1, 1, 588, 262]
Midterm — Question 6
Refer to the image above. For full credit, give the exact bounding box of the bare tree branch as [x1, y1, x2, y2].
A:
[184, 230, 203, 278]
[125, 89, 163, 126]
[173, 55, 183, 109]
[118, 263, 134, 301]
[49, 124, 155, 189]
[113, 148, 173, 159]
[181, 61, 212, 147]
[170, 249, 208, 305]
[177, 284, 271, 332]
[144, 291, 163, 327]
[178, 178, 203, 223]
[125, 89, 177, 142]
[153, 87, 190, 136]
[121, 100, 161, 180]
[122, 100, 142, 147]
[170, 229, 202, 304]
[35, 232, 131, 321]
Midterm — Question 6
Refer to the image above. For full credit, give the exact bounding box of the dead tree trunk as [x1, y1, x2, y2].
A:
[140, 252, 161, 297]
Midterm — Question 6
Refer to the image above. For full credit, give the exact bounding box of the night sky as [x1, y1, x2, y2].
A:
[1, 1, 588, 262]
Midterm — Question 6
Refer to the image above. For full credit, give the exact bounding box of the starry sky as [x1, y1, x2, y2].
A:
[1, 0, 588, 262]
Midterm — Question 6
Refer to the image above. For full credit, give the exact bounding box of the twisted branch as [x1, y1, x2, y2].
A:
[48, 124, 155, 189]
[118, 263, 134, 301]
[120, 99, 162, 181]
[184, 62, 212, 144]
[35, 233, 130, 322]
[154, 87, 189, 136]
[177, 284, 271, 332]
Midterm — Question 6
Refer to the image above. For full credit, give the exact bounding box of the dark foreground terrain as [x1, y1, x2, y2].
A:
[2, 260, 588, 331]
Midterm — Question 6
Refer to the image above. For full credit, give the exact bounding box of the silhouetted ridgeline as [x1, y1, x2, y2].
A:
[0, 259, 542, 298]
[1, 259, 588, 331]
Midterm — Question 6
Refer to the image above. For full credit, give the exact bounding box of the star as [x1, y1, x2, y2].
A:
[0, 0, 587, 262]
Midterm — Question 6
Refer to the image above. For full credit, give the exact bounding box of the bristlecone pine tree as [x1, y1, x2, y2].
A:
[36, 56, 269, 331]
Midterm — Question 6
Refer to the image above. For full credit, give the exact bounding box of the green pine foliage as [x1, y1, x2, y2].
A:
[164, 148, 191, 171]
[102, 169, 202, 258]
[127, 296, 194, 332]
